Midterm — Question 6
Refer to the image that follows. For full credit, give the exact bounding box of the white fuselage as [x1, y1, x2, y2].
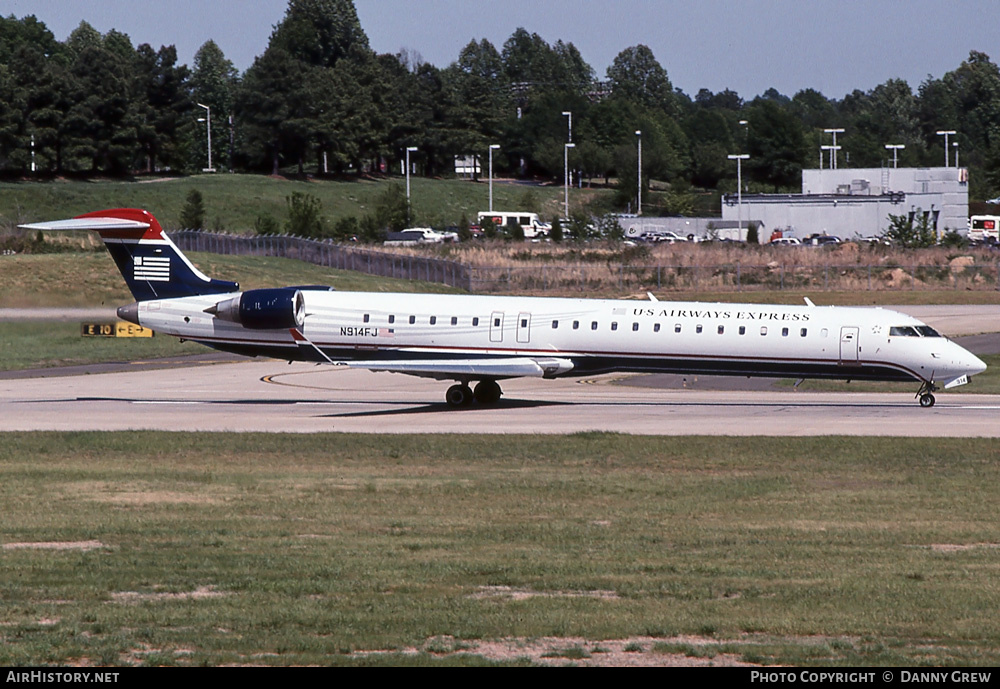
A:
[132, 291, 985, 387]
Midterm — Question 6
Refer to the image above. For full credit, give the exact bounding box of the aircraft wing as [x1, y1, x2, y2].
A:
[335, 356, 575, 380]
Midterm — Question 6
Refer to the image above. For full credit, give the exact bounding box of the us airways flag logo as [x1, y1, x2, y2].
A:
[133, 255, 170, 282]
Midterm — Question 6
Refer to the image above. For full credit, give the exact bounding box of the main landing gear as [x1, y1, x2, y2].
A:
[445, 380, 502, 408]
[916, 380, 937, 408]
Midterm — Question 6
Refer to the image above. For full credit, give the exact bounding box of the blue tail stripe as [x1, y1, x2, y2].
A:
[105, 241, 238, 300]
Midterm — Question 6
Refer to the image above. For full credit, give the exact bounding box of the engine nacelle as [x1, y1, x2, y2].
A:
[206, 288, 305, 330]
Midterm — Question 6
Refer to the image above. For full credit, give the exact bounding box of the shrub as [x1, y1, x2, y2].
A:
[179, 189, 205, 230]
[285, 191, 326, 238]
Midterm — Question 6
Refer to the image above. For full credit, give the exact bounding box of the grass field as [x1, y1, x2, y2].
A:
[3, 177, 1000, 667]
[1, 433, 999, 666]
[0, 174, 583, 233]
[0, 251, 462, 308]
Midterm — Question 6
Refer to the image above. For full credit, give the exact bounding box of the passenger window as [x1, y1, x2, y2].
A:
[493, 317, 501, 327]
[591, 321, 598, 330]
[363, 314, 370, 323]
[409, 315, 415, 324]
[451, 317, 457, 326]
[696, 324, 703, 334]
[473, 317, 479, 326]
[573, 320, 580, 330]
[632, 322, 639, 331]
[718, 325, 724, 335]
[739, 326, 746, 335]
[611, 322, 618, 331]
[821, 328, 828, 338]
[520, 318, 528, 328]
[760, 326, 768, 336]
[388, 315, 395, 324]
[552, 320, 558, 329]
[674, 324, 681, 333]
[430, 316, 436, 325]
[653, 323, 661, 333]
[782, 327, 789, 337]
[800, 328, 807, 337]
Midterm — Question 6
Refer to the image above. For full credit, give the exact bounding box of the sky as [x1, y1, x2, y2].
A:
[2, 0, 997, 100]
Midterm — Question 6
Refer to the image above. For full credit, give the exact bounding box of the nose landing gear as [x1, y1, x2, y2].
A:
[916, 380, 937, 408]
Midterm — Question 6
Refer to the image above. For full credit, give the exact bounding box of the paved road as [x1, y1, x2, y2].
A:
[2, 360, 998, 436]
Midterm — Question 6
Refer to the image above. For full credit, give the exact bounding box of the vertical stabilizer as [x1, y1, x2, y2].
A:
[20, 208, 239, 300]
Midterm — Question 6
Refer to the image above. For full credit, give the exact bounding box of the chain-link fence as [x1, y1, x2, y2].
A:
[170, 231, 1000, 295]
[171, 231, 472, 291]
[468, 262, 1000, 294]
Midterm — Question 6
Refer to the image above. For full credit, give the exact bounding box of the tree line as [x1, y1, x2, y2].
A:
[1, 0, 999, 207]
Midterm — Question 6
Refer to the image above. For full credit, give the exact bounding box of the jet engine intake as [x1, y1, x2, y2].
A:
[206, 288, 305, 330]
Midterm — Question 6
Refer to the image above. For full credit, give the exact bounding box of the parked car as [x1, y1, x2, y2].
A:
[647, 231, 688, 244]
[383, 227, 458, 246]
[802, 234, 841, 246]
[769, 237, 801, 246]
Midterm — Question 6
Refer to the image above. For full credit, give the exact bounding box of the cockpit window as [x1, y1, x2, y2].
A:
[915, 326, 942, 337]
[889, 326, 920, 337]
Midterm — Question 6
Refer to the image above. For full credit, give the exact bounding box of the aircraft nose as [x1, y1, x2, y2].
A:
[951, 342, 987, 377]
[967, 351, 988, 376]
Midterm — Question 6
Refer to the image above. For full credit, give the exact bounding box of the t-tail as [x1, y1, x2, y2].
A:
[19, 208, 239, 301]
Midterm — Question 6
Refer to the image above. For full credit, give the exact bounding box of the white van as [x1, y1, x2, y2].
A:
[477, 211, 548, 239]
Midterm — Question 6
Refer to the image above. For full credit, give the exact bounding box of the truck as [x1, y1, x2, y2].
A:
[968, 215, 1000, 242]
[476, 211, 549, 239]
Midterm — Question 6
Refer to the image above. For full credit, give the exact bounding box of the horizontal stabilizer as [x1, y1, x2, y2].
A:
[19, 217, 150, 232]
[337, 357, 574, 380]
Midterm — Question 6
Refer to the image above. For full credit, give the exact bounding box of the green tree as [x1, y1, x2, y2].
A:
[456, 212, 472, 242]
[606, 45, 677, 115]
[285, 191, 326, 237]
[191, 40, 239, 170]
[268, 0, 369, 69]
[550, 217, 564, 242]
[370, 183, 408, 233]
[440, 39, 509, 170]
[179, 189, 205, 229]
[505, 217, 524, 241]
[745, 98, 808, 190]
[886, 212, 936, 248]
[134, 43, 191, 173]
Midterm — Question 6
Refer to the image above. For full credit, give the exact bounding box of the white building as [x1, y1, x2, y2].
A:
[722, 166, 969, 241]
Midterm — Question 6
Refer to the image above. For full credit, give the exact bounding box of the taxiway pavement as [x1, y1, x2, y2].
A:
[3, 359, 999, 436]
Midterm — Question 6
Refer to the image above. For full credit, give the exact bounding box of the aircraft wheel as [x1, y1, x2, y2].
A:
[474, 380, 502, 405]
[446, 384, 473, 408]
[919, 393, 935, 408]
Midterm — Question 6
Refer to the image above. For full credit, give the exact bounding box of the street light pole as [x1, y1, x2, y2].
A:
[562, 111, 573, 189]
[197, 103, 215, 172]
[885, 144, 905, 169]
[564, 143, 575, 220]
[954, 141, 960, 168]
[488, 144, 500, 212]
[728, 154, 749, 240]
[635, 130, 642, 216]
[824, 128, 844, 169]
[936, 130, 956, 167]
[405, 146, 418, 224]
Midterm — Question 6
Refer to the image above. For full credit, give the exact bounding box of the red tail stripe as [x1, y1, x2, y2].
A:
[74, 208, 165, 241]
